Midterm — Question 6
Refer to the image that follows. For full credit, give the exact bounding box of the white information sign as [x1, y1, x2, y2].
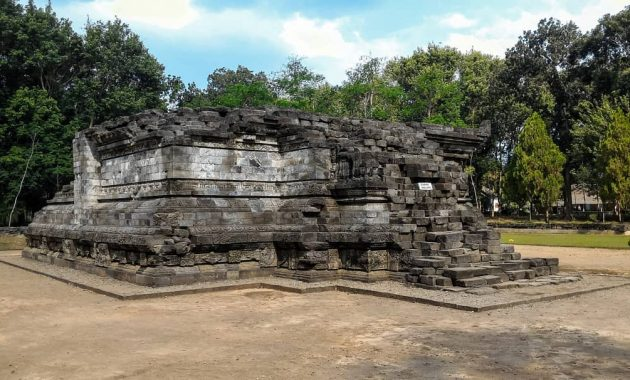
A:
[417, 182, 433, 190]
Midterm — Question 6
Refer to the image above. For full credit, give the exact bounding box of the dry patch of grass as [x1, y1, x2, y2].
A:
[0, 234, 26, 251]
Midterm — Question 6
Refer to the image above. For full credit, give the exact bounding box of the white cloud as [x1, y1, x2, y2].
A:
[56, 0, 628, 83]
[59, 1, 406, 83]
[65, 0, 201, 29]
[443, 0, 628, 57]
[59, 0, 280, 46]
[280, 14, 405, 83]
[440, 13, 477, 29]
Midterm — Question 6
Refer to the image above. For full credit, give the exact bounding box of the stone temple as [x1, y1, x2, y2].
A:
[23, 107, 559, 287]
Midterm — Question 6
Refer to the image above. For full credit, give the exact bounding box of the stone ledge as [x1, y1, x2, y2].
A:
[2, 254, 628, 312]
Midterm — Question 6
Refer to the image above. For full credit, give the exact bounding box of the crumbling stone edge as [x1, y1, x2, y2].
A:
[2, 257, 627, 312]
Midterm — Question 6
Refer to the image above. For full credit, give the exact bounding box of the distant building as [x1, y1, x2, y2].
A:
[571, 186, 601, 212]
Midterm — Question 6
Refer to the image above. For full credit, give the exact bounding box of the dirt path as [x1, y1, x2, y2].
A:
[2, 257, 630, 379]
[516, 245, 630, 276]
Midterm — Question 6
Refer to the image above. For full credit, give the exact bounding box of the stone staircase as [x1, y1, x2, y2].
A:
[404, 242, 559, 289]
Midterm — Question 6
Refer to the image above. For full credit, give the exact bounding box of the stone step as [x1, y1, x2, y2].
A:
[511, 252, 522, 260]
[505, 269, 536, 281]
[440, 241, 464, 250]
[464, 233, 482, 244]
[525, 258, 546, 267]
[500, 253, 516, 261]
[525, 257, 558, 266]
[454, 274, 501, 287]
[476, 265, 504, 276]
[438, 248, 465, 257]
[533, 266, 550, 276]
[442, 266, 490, 280]
[419, 275, 453, 287]
[491, 260, 531, 271]
[477, 229, 500, 240]
[451, 254, 474, 265]
[448, 262, 472, 267]
[425, 231, 463, 243]
[480, 253, 503, 262]
[501, 244, 515, 253]
[479, 274, 503, 285]
[410, 257, 448, 268]
[546, 258, 559, 266]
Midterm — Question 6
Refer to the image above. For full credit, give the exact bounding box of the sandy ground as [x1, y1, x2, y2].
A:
[1, 248, 630, 379]
[516, 245, 630, 276]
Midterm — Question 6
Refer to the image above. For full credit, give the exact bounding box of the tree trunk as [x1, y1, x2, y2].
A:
[9, 135, 36, 227]
[469, 172, 479, 211]
[545, 208, 550, 224]
[562, 166, 572, 220]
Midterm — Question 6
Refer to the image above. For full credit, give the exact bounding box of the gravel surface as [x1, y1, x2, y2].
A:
[3, 261, 630, 379]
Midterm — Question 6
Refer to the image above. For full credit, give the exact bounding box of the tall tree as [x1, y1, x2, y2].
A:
[387, 45, 466, 125]
[459, 51, 503, 126]
[0, 0, 82, 107]
[0, 87, 70, 225]
[597, 102, 630, 222]
[570, 97, 628, 197]
[502, 156, 529, 215]
[272, 56, 325, 111]
[177, 65, 275, 108]
[207, 66, 269, 99]
[578, 6, 630, 99]
[511, 113, 566, 223]
[500, 18, 584, 218]
[69, 18, 166, 126]
[340, 56, 404, 121]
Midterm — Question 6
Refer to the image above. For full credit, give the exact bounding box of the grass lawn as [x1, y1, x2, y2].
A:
[500, 232, 630, 249]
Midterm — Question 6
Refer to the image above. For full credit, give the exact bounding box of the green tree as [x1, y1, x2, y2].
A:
[570, 97, 629, 198]
[178, 65, 275, 108]
[69, 18, 166, 126]
[500, 18, 584, 218]
[578, 6, 630, 98]
[404, 64, 465, 126]
[273, 56, 325, 111]
[207, 66, 269, 98]
[0, 0, 82, 107]
[387, 45, 466, 125]
[213, 81, 275, 108]
[459, 51, 503, 126]
[340, 56, 404, 121]
[0, 87, 71, 225]
[1, 2, 170, 224]
[310, 83, 344, 116]
[503, 156, 529, 215]
[598, 103, 630, 222]
[511, 113, 566, 223]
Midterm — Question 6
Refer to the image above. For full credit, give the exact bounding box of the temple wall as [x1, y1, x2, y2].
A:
[99, 146, 331, 188]
[23, 108, 558, 287]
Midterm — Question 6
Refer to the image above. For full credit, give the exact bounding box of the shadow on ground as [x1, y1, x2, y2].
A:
[340, 325, 630, 379]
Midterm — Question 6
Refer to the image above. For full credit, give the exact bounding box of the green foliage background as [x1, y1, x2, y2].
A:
[1, 1, 629, 225]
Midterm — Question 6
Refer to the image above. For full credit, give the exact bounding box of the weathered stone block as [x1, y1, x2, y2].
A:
[443, 267, 490, 280]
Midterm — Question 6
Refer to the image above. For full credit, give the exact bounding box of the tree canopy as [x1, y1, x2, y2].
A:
[507, 113, 566, 222]
[1, 0, 629, 224]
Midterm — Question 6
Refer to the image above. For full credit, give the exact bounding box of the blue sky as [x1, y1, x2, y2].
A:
[37, 0, 628, 86]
